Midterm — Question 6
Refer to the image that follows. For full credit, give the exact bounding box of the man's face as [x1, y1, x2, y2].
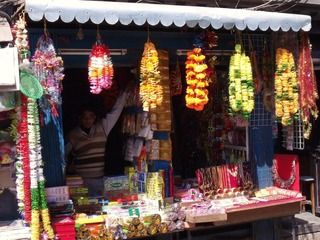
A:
[80, 110, 96, 129]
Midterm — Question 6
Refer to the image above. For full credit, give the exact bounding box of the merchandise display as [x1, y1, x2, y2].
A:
[1, 5, 319, 240]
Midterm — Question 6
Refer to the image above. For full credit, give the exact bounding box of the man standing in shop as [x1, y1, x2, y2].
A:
[65, 84, 128, 196]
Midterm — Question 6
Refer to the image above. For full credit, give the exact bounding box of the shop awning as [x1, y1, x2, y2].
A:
[25, 0, 311, 32]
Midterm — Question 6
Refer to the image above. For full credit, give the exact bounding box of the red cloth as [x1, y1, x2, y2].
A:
[273, 154, 300, 192]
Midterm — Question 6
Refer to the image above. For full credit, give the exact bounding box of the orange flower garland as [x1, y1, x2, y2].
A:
[185, 48, 209, 111]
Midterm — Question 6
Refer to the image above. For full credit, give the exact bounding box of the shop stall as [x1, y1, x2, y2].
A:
[0, 0, 318, 239]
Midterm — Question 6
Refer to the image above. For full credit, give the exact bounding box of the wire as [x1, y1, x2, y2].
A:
[280, 2, 298, 12]
[214, 0, 220, 7]
[235, 0, 241, 8]
[247, 0, 274, 10]
[136, 0, 161, 3]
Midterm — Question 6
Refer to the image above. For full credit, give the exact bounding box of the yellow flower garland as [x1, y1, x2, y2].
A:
[275, 48, 299, 126]
[185, 48, 209, 111]
[228, 44, 254, 118]
[140, 41, 163, 111]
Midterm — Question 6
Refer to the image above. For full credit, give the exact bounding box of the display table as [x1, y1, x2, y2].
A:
[186, 197, 304, 240]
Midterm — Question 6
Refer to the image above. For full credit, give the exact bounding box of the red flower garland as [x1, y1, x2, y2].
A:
[17, 95, 31, 222]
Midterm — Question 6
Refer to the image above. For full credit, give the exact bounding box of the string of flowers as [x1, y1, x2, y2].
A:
[298, 33, 319, 138]
[274, 48, 299, 126]
[140, 41, 163, 111]
[32, 35, 64, 120]
[185, 48, 209, 111]
[16, 95, 32, 222]
[228, 44, 254, 119]
[88, 42, 114, 94]
[13, 14, 32, 222]
[27, 99, 54, 240]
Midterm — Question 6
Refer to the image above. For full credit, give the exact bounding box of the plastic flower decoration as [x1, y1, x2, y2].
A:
[32, 35, 64, 120]
[88, 42, 114, 94]
[298, 33, 318, 138]
[274, 48, 299, 126]
[185, 48, 209, 111]
[140, 41, 163, 111]
[228, 44, 254, 119]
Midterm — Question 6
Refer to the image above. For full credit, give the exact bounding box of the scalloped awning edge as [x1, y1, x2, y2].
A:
[25, 0, 312, 32]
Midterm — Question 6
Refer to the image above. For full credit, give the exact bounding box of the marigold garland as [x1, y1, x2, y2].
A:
[185, 48, 209, 111]
[274, 48, 299, 126]
[140, 41, 163, 111]
[88, 42, 114, 94]
[228, 44, 254, 119]
[298, 33, 319, 138]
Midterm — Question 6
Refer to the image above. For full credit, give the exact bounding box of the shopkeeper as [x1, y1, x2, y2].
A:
[65, 85, 128, 196]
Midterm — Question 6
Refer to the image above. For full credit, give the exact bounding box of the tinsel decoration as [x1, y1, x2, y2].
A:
[228, 44, 254, 119]
[32, 35, 64, 121]
[27, 99, 54, 240]
[13, 15, 32, 222]
[140, 41, 163, 111]
[88, 42, 114, 94]
[298, 33, 319, 138]
[16, 95, 32, 222]
[274, 48, 299, 126]
[185, 48, 209, 111]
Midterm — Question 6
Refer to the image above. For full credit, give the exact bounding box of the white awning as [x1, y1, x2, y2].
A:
[25, 0, 311, 32]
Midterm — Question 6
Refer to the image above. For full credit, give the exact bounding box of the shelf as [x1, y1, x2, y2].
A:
[224, 145, 247, 151]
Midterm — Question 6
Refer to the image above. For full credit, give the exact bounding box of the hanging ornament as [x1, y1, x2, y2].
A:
[27, 99, 54, 240]
[228, 44, 254, 119]
[88, 42, 114, 94]
[185, 48, 209, 111]
[139, 41, 162, 111]
[13, 14, 32, 222]
[12, 15, 30, 65]
[274, 48, 299, 126]
[32, 34, 64, 120]
[298, 33, 319, 138]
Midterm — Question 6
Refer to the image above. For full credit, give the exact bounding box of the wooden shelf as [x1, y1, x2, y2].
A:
[224, 145, 247, 151]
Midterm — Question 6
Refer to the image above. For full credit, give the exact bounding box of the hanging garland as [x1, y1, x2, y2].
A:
[185, 48, 209, 111]
[12, 15, 30, 64]
[298, 33, 319, 138]
[88, 42, 114, 94]
[228, 44, 254, 119]
[13, 15, 32, 222]
[32, 35, 64, 120]
[27, 99, 54, 240]
[140, 41, 163, 111]
[16, 96, 32, 222]
[274, 48, 299, 126]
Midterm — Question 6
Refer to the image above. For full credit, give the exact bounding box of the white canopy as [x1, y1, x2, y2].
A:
[25, 0, 311, 32]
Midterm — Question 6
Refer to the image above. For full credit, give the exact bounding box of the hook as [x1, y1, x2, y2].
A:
[147, 24, 150, 42]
